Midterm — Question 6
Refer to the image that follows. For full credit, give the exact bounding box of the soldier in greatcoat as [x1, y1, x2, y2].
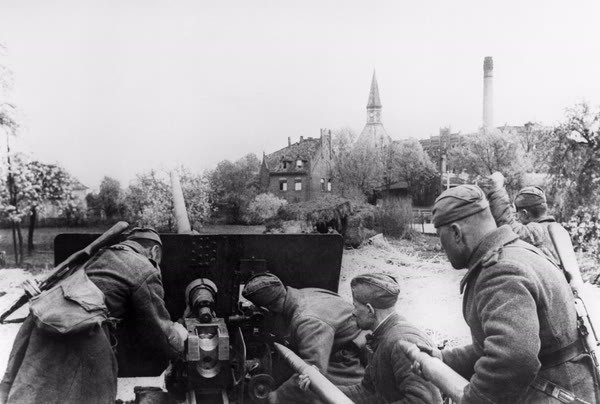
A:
[426, 184, 598, 403]
[481, 171, 563, 265]
[0, 228, 188, 404]
[330, 273, 442, 404]
[242, 272, 365, 404]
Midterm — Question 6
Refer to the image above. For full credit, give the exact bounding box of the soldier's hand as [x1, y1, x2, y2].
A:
[298, 373, 311, 391]
[489, 171, 505, 190]
[171, 322, 188, 352]
[416, 342, 443, 360]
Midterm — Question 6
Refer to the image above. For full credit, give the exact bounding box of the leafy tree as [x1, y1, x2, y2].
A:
[388, 139, 438, 205]
[87, 176, 125, 220]
[178, 167, 213, 230]
[331, 127, 385, 201]
[208, 153, 260, 223]
[21, 160, 75, 253]
[124, 168, 212, 231]
[0, 154, 75, 258]
[447, 128, 531, 194]
[0, 102, 24, 265]
[98, 176, 125, 219]
[543, 103, 600, 219]
[124, 170, 173, 231]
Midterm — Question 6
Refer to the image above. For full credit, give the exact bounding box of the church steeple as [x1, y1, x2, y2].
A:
[366, 71, 382, 124]
[356, 70, 390, 149]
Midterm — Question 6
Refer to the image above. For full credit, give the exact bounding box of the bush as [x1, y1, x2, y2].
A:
[373, 198, 414, 239]
[562, 205, 600, 283]
[278, 195, 352, 233]
[562, 206, 600, 255]
[246, 193, 287, 224]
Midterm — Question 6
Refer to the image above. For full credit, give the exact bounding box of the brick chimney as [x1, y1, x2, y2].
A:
[288, 137, 291, 147]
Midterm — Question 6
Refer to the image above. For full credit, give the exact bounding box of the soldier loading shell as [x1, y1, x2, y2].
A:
[423, 184, 598, 403]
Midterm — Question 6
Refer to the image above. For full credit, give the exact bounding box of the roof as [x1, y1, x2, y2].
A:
[264, 137, 322, 173]
[367, 71, 382, 109]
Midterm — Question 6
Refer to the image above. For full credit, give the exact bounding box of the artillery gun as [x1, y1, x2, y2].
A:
[53, 172, 347, 404]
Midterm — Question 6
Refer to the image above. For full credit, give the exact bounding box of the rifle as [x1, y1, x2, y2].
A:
[0, 221, 130, 323]
[548, 223, 600, 374]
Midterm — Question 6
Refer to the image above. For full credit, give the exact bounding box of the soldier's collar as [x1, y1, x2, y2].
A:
[460, 225, 519, 294]
[535, 215, 555, 223]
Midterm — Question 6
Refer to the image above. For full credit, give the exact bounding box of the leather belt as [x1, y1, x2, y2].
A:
[539, 339, 586, 368]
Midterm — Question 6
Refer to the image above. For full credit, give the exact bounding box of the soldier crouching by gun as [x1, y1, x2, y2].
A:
[0, 225, 188, 404]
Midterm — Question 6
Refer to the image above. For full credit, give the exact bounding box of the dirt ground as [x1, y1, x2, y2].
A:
[0, 235, 599, 401]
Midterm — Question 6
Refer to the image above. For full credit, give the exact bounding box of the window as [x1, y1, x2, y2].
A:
[279, 179, 288, 191]
[282, 161, 288, 169]
[327, 179, 332, 192]
[294, 178, 302, 191]
[296, 159, 303, 169]
[320, 178, 325, 191]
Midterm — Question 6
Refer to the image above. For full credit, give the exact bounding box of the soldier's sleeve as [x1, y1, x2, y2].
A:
[461, 263, 541, 403]
[388, 340, 442, 404]
[440, 343, 479, 380]
[131, 269, 184, 359]
[487, 187, 539, 243]
[272, 316, 336, 402]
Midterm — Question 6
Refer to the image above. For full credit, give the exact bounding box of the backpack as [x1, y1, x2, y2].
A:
[29, 269, 108, 335]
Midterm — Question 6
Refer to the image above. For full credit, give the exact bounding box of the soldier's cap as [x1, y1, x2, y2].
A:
[242, 272, 286, 308]
[126, 227, 162, 246]
[432, 185, 490, 228]
[351, 273, 400, 309]
[514, 186, 546, 209]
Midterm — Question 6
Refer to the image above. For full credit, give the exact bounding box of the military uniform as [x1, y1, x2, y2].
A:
[0, 239, 184, 404]
[274, 286, 365, 403]
[432, 185, 598, 403]
[339, 313, 442, 404]
[487, 185, 561, 264]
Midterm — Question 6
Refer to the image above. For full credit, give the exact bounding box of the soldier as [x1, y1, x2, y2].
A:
[241, 272, 365, 404]
[0, 227, 188, 404]
[482, 172, 561, 264]
[425, 184, 598, 403]
[334, 273, 442, 403]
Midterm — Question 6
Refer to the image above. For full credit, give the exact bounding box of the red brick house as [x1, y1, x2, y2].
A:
[259, 129, 334, 203]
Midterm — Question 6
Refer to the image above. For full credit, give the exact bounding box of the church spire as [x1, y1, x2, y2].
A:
[356, 70, 390, 148]
[367, 71, 382, 109]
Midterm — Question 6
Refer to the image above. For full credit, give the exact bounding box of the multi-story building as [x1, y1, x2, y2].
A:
[259, 129, 334, 203]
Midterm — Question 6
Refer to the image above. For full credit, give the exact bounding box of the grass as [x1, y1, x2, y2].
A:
[0, 226, 110, 270]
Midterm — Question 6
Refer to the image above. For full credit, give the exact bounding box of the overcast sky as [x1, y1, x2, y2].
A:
[1, 0, 600, 189]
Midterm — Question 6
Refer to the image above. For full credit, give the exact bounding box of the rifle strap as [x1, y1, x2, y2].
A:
[531, 376, 591, 404]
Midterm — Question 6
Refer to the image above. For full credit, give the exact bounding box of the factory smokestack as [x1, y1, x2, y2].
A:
[483, 56, 494, 132]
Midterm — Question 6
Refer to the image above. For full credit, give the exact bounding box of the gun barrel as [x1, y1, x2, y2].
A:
[170, 171, 192, 234]
[273, 343, 354, 404]
[398, 341, 468, 403]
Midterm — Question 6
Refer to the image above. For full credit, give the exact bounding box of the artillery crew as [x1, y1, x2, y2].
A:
[242, 273, 365, 404]
[429, 185, 598, 403]
[0, 227, 188, 404]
